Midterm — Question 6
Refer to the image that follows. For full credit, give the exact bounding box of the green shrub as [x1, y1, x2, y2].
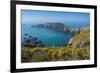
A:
[21, 47, 90, 62]
[31, 54, 48, 62]
[21, 48, 32, 62]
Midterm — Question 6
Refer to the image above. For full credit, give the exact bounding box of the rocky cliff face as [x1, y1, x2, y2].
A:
[67, 29, 90, 48]
[46, 23, 70, 32]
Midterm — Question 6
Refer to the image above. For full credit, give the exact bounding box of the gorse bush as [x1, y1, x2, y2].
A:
[21, 47, 90, 63]
[21, 48, 32, 62]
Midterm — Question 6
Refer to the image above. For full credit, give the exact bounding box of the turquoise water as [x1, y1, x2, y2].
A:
[22, 24, 73, 47]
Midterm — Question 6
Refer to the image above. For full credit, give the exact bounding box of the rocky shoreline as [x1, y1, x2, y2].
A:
[22, 34, 44, 48]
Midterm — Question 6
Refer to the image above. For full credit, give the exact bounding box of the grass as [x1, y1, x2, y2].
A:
[68, 29, 90, 48]
[73, 29, 90, 42]
[21, 47, 90, 63]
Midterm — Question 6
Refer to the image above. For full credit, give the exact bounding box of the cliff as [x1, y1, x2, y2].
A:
[32, 23, 70, 33]
[67, 29, 90, 48]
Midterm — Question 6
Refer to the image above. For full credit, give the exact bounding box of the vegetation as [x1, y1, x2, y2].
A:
[21, 47, 90, 63]
[21, 28, 90, 63]
[68, 29, 90, 48]
[72, 29, 90, 42]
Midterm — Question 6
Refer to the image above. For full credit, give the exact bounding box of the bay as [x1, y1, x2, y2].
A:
[22, 24, 73, 47]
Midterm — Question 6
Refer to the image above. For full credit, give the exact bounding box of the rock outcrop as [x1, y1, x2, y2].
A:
[22, 34, 44, 48]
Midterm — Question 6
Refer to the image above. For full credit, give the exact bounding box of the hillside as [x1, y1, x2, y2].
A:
[68, 29, 90, 48]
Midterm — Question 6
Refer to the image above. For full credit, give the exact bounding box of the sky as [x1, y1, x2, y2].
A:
[21, 9, 90, 26]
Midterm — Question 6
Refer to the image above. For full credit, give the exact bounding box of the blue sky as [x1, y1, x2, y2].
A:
[21, 10, 90, 26]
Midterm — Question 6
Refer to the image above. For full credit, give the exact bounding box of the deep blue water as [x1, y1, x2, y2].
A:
[22, 24, 73, 47]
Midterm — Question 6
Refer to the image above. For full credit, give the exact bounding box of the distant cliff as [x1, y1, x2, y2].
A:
[69, 28, 82, 35]
[31, 23, 70, 33]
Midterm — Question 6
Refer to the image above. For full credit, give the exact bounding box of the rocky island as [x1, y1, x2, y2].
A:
[31, 23, 70, 33]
